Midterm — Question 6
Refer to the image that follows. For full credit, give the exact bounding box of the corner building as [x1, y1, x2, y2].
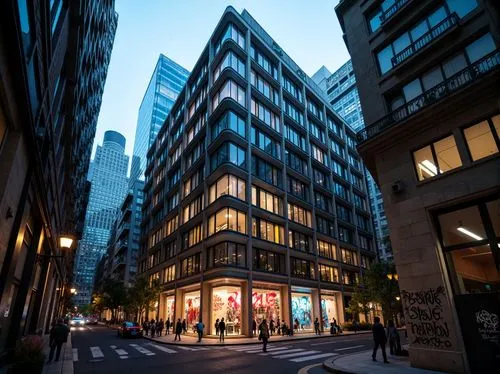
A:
[336, 0, 499, 372]
[140, 7, 376, 337]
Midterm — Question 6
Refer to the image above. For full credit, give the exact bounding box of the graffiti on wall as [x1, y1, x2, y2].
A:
[401, 286, 452, 349]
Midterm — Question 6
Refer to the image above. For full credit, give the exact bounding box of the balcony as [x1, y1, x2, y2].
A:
[380, 0, 411, 26]
[358, 49, 500, 143]
[392, 13, 459, 68]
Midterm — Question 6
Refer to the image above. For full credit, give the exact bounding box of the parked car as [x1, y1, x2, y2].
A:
[69, 317, 86, 326]
[117, 321, 143, 338]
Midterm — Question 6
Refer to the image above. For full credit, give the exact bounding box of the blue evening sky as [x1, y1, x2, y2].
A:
[94, 0, 348, 163]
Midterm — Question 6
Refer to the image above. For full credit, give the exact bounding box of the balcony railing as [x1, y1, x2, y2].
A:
[380, 0, 411, 25]
[392, 13, 459, 68]
[358, 49, 500, 143]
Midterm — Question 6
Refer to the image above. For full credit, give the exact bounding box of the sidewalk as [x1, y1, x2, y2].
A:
[322, 348, 446, 374]
[144, 330, 371, 346]
[42, 333, 74, 374]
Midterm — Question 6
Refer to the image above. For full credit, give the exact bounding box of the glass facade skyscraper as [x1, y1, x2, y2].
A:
[313, 61, 391, 261]
[73, 131, 129, 306]
[131, 54, 190, 180]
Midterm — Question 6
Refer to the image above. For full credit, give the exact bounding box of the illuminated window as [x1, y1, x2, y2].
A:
[209, 174, 246, 203]
[463, 117, 499, 161]
[208, 207, 247, 236]
[413, 135, 462, 181]
[252, 217, 285, 245]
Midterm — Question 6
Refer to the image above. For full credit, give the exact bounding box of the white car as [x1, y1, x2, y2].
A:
[70, 317, 86, 326]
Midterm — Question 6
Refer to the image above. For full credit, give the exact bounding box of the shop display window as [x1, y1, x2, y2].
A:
[252, 289, 280, 325]
[291, 293, 313, 331]
[321, 295, 337, 328]
[184, 291, 200, 333]
[211, 286, 242, 335]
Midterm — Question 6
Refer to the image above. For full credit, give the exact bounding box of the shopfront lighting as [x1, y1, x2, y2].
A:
[59, 235, 74, 249]
[457, 226, 483, 241]
[395, 296, 401, 301]
[70, 288, 77, 294]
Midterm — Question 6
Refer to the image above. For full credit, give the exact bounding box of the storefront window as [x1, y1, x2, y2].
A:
[321, 295, 338, 328]
[252, 289, 280, 325]
[184, 291, 200, 333]
[165, 295, 175, 322]
[291, 293, 313, 331]
[211, 286, 241, 335]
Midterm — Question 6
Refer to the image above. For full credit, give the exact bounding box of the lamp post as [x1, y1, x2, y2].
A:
[37, 235, 74, 260]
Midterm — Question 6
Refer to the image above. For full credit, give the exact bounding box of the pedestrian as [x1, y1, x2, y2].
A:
[174, 318, 182, 341]
[372, 317, 389, 363]
[182, 319, 187, 334]
[277, 318, 281, 335]
[157, 318, 164, 337]
[215, 318, 220, 336]
[269, 319, 275, 336]
[166, 318, 171, 335]
[219, 318, 226, 342]
[353, 320, 359, 334]
[196, 319, 205, 342]
[150, 319, 156, 337]
[258, 319, 270, 353]
[252, 319, 257, 337]
[387, 320, 401, 355]
[143, 320, 149, 336]
[47, 318, 70, 363]
[314, 317, 320, 335]
[281, 321, 287, 336]
[294, 318, 299, 333]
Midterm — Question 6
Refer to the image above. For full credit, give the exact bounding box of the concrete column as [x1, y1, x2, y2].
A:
[201, 281, 210, 335]
[312, 289, 321, 331]
[337, 293, 345, 324]
[245, 280, 252, 337]
[175, 288, 183, 323]
[283, 285, 292, 329]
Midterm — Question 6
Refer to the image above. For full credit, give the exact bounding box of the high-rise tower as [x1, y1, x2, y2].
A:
[73, 131, 129, 305]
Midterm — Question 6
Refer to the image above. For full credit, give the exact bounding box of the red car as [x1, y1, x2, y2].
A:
[117, 321, 143, 338]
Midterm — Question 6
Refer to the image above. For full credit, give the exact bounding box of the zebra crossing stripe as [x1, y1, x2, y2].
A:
[289, 352, 337, 362]
[257, 347, 292, 356]
[129, 344, 156, 356]
[229, 345, 273, 351]
[115, 349, 128, 356]
[275, 350, 320, 359]
[258, 348, 304, 356]
[177, 346, 199, 351]
[148, 344, 177, 354]
[72, 348, 78, 362]
[90, 346, 104, 358]
[334, 345, 364, 351]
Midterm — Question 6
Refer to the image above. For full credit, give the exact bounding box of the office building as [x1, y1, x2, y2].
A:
[0, 0, 116, 362]
[313, 61, 392, 261]
[336, 0, 499, 372]
[139, 6, 377, 337]
[131, 54, 190, 181]
[73, 131, 129, 306]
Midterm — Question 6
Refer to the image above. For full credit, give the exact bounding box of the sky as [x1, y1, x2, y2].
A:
[94, 0, 349, 165]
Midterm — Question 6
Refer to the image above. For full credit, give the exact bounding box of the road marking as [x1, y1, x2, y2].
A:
[257, 347, 294, 356]
[334, 345, 365, 351]
[311, 341, 336, 346]
[176, 346, 200, 351]
[229, 345, 274, 351]
[110, 345, 117, 349]
[72, 348, 78, 362]
[290, 352, 337, 362]
[90, 346, 104, 358]
[298, 363, 323, 374]
[275, 350, 318, 359]
[129, 344, 156, 356]
[148, 344, 177, 353]
[115, 349, 128, 356]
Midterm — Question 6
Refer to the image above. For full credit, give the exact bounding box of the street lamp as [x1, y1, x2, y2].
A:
[70, 288, 77, 295]
[37, 234, 75, 260]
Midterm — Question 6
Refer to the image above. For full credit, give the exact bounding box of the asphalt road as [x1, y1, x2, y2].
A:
[71, 325, 406, 374]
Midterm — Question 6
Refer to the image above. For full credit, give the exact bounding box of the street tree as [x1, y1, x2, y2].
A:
[346, 279, 373, 322]
[101, 279, 127, 322]
[126, 277, 161, 322]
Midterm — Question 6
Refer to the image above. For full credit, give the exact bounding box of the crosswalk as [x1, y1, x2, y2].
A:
[225, 344, 338, 363]
[75, 343, 217, 362]
[76, 342, 356, 364]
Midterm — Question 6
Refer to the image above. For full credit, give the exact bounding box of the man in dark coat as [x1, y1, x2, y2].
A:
[372, 317, 389, 363]
[218, 318, 226, 342]
[174, 318, 182, 341]
[48, 318, 70, 362]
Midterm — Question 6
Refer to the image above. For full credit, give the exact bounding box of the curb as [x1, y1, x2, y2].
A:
[322, 350, 372, 374]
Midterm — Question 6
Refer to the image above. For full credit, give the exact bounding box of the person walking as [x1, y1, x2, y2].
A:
[281, 321, 287, 336]
[174, 318, 182, 341]
[269, 319, 275, 336]
[182, 319, 187, 334]
[314, 317, 320, 335]
[166, 318, 171, 335]
[157, 319, 164, 337]
[353, 320, 359, 334]
[294, 318, 299, 333]
[215, 318, 220, 336]
[143, 320, 149, 336]
[387, 320, 401, 355]
[196, 319, 205, 342]
[277, 318, 281, 335]
[219, 318, 226, 342]
[252, 319, 257, 337]
[47, 318, 70, 363]
[372, 317, 389, 363]
[258, 319, 270, 353]
[150, 319, 156, 337]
